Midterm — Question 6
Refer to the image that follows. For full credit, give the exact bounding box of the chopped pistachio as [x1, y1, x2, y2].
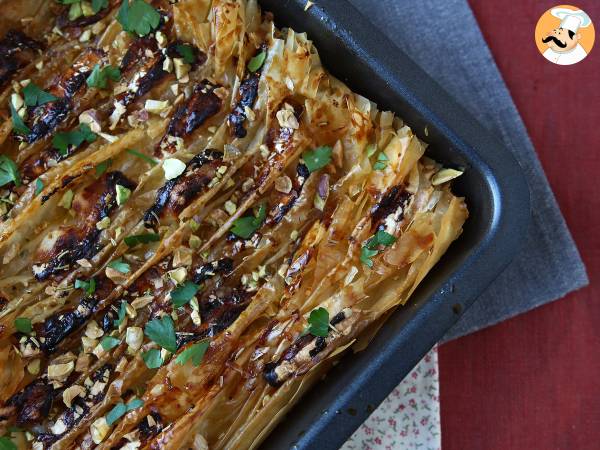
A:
[274, 175, 292, 194]
[191, 309, 202, 325]
[431, 168, 464, 186]
[27, 359, 41, 375]
[116, 184, 131, 206]
[163, 158, 186, 180]
[96, 216, 111, 230]
[91, 417, 111, 444]
[145, 99, 170, 114]
[189, 235, 201, 249]
[79, 29, 92, 42]
[126, 327, 144, 351]
[63, 385, 86, 408]
[85, 320, 104, 339]
[224, 200, 237, 216]
[59, 189, 74, 209]
[173, 58, 190, 79]
[168, 267, 187, 284]
[47, 361, 75, 380]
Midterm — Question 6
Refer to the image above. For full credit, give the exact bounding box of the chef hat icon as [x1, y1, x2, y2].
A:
[551, 8, 592, 33]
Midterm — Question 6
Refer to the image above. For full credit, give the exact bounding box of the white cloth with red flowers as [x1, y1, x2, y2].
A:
[341, 347, 441, 450]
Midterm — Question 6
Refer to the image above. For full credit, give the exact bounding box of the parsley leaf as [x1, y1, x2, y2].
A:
[118, 0, 161, 37]
[368, 230, 396, 248]
[307, 307, 329, 337]
[92, 0, 108, 13]
[127, 398, 144, 410]
[114, 301, 127, 328]
[360, 230, 397, 267]
[124, 233, 160, 247]
[366, 144, 377, 157]
[126, 149, 157, 166]
[0, 155, 21, 188]
[360, 246, 378, 268]
[142, 348, 163, 368]
[170, 281, 200, 308]
[302, 146, 332, 173]
[106, 398, 144, 425]
[9, 102, 30, 136]
[175, 339, 209, 366]
[108, 258, 130, 273]
[372, 152, 388, 171]
[144, 315, 177, 353]
[87, 64, 121, 89]
[248, 51, 266, 73]
[106, 402, 127, 426]
[75, 278, 96, 295]
[175, 44, 196, 64]
[0, 437, 16, 450]
[230, 203, 267, 239]
[14, 317, 32, 334]
[95, 159, 112, 177]
[52, 124, 96, 156]
[101, 335, 120, 350]
[22, 83, 57, 107]
[34, 179, 44, 195]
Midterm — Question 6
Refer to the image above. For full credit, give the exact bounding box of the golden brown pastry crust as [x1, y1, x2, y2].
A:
[0, 1, 467, 449]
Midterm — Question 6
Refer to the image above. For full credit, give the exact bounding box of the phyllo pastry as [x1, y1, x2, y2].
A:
[0, 1, 468, 449]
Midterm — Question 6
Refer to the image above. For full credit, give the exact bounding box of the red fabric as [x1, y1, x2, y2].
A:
[439, 1, 600, 449]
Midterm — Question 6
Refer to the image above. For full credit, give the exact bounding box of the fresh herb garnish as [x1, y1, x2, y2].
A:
[126, 149, 158, 166]
[52, 124, 96, 156]
[117, 0, 161, 37]
[247, 51, 266, 73]
[175, 44, 196, 64]
[144, 315, 177, 353]
[0, 437, 16, 450]
[105, 402, 127, 426]
[34, 179, 44, 195]
[230, 203, 267, 239]
[14, 317, 32, 334]
[92, 0, 108, 13]
[360, 230, 397, 267]
[108, 258, 130, 273]
[95, 159, 112, 176]
[170, 281, 200, 308]
[9, 102, 30, 136]
[372, 151, 389, 171]
[74, 278, 96, 295]
[368, 230, 396, 247]
[175, 339, 209, 366]
[142, 348, 163, 369]
[87, 64, 121, 89]
[359, 246, 378, 268]
[124, 233, 160, 247]
[306, 307, 329, 337]
[114, 301, 127, 328]
[105, 398, 144, 426]
[0, 155, 21, 188]
[302, 146, 332, 173]
[22, 83, 57, 107]
[100, 335, 120, 350]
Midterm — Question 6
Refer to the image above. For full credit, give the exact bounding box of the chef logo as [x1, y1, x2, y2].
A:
[535, 5, 595, 65]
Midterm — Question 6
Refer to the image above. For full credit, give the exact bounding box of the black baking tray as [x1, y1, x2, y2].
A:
[257, 0, 531, 449]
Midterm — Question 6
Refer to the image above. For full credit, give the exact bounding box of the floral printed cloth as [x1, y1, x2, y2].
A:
[341, 347, 440, 450]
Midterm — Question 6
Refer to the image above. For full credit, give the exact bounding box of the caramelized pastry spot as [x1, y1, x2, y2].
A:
[143, 149, 223, 229]
[0, 30, 42, 88]
[32, 172, 136, 280]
